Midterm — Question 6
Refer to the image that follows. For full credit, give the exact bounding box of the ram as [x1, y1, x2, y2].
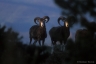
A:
[29, 16, 50, 46]
[49, 16, 70, 48]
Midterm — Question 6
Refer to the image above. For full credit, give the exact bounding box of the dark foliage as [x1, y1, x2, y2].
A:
[46, 38, 96, 64]
[54, 0, 96, 27]
[54, 0, 96, 16]
[80, 16, 96, 31]
[0, 25, 51, 64]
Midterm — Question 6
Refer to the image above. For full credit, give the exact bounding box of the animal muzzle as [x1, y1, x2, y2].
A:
[65, 22, 69, 27]
[41, 22, 44, 27]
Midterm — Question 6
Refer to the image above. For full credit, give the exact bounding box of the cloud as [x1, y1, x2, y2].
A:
[0, 0, 58, 8]
[0, 2, 33, 23]
[0, 0, 61, 24]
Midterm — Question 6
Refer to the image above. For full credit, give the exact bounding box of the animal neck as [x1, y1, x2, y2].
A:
[40, 25, 46, 29]
[63, 26, 69, 31]
[60, 26, 69, 36]
[39, 26, 46, 32]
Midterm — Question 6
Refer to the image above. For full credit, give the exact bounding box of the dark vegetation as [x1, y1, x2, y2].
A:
[0, 25, 51, 64]
[0, 0, 96, 64]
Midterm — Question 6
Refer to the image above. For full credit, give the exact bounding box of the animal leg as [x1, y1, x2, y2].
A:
[52, 40, 57, 52]
[60, 41, 63, 51]
[51, 40, 56, 53]
[50, 39, 54, 53]
[50, 38, 53, 45]
[42, 39, 45, 46]
[33, 40, 37, 45]
[64, 39, 67, 50]
[38, 40, 41, 46]
[51, 45, 54, 54]
[63, 44, 66, 50]
[29, 37, 32, 44]
[51, 39, 54, 46]
[53, 40, 56, 45]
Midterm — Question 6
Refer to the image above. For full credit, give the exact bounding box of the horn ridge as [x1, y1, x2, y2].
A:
[34, 17, 40, 24]
[43, 16, 50, 23]
[58, 16, 66, 26]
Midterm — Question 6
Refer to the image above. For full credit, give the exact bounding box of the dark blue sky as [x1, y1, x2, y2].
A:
[0, 0, 93, 46]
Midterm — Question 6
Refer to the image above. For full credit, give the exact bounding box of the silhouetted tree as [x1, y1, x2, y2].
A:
[0, 24, 51, 64]
[54, 0, 96, 27]
[0, 25, 24, 64]
[26, 45, 51, 64]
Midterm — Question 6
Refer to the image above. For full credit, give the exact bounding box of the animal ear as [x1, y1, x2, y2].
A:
[34, 17, 40, 24]
[43, 16, 50, 23]
[58, 16, 66, 26]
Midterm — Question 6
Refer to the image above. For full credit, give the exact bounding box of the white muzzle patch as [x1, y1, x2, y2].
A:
[65, 22, 69, 27]
[41, 22, 44, 27]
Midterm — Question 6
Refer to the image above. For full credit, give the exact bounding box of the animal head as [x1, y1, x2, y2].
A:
[58, 16, 69, 28]
[34, 16, 50, 27]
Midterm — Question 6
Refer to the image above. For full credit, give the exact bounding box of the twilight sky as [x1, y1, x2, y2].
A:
[0, 0, 93, 46]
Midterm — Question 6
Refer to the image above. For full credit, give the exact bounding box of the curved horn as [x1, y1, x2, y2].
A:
[58, 16, 66, 26]
[43, 16, 50, 23]
[34, 17, 40, 24]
